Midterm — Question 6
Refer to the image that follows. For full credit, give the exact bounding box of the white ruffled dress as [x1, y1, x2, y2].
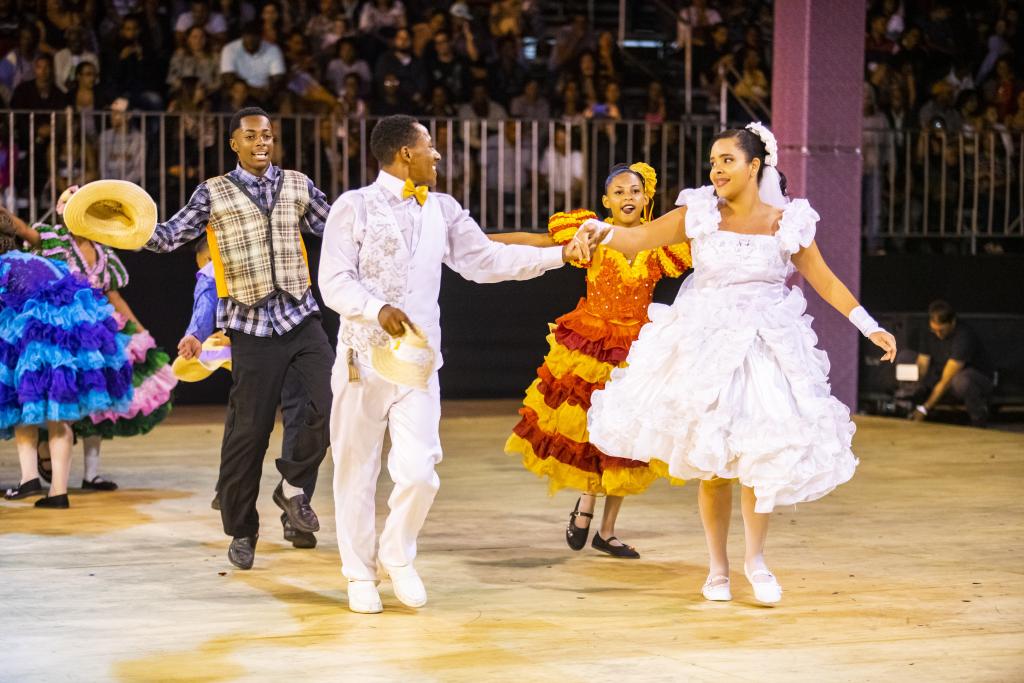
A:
[586, 185, 857, 513]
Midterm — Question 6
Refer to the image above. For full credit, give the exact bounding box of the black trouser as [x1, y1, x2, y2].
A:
[218, 317, 334, 538]
[915, 367, 994, 427]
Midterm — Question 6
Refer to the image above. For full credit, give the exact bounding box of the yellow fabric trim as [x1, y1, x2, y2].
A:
[654, 242, 693, 277]
[508, 433, 602, 496]
[508, 434, 683, 497]
[297, 234, 312, 285]
[550, 226, 578, 245]
[542, 335, 617, 385]
[523, 382, 590, 442]
[205, 224, 228, 298]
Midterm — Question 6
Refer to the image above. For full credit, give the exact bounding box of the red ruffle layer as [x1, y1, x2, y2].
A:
[512, 407, 651, 475]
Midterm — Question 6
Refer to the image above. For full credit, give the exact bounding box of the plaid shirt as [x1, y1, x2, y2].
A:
[148, 164, 332, 337]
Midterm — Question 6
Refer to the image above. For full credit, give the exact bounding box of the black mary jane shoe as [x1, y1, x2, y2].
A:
[34, 493, 70, 509]
[5, 478, 44, 500]
[81, 476, 118, 491]
[565, 498, 594, 551]
[592, 532, 640, 559]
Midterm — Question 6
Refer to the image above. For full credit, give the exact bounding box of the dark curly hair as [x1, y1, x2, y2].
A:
[370, 114, 421, 165]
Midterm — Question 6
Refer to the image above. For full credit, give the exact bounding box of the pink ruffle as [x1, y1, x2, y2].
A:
[125, 329, 157, 364]
[89, 366, 177, 422]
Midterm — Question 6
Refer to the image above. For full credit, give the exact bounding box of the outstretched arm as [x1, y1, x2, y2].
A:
[442, 197, 569, 283]
[0, 206, 42, 247]
[487, 232, 558, 248]
[792, 240, 897, 361]
[583, 206, 688, 259]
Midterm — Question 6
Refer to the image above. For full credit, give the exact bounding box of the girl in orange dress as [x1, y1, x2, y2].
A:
[491, 163, 690, 557]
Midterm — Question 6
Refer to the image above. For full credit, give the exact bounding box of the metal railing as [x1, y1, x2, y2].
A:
[863, 127, 1023, 253]
[0, 109, 722, 231]
[1, 110, 1020, 250]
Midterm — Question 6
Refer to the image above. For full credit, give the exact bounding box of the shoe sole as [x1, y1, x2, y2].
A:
[348, 603, 383, 614]
[592, 547, 640, 559]
[272, 488, 320, 533]
[702, 591, 732, 601]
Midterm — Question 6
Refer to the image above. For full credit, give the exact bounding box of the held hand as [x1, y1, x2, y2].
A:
[869, 330, 897, 363]
[178, 335, 202, 360]
[579, 219, 612, 251]
[562, 238, 587, 263]
[378, 304, 413, 337]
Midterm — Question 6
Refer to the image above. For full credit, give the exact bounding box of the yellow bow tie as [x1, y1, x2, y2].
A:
[402, 179, 429, 206]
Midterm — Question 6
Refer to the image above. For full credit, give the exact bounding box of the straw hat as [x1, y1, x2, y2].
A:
[62, 179, 157, 250]
[371, 323, 435, 390]
[172, 335, 233, 382]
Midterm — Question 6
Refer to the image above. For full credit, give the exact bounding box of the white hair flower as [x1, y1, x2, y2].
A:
[745, 121, 778, 167]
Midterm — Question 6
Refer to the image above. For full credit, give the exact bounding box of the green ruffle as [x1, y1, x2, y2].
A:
[74, 401, 173, 439]
[133, 348, 171, 387]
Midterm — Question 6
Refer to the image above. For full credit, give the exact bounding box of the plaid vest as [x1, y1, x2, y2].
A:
[205, 170, 312, 307]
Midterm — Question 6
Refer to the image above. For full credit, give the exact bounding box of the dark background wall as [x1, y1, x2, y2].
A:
[118, 237, 1022, 404]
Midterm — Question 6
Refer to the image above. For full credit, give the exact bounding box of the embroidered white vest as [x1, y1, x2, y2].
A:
[337, 185, 445, 355]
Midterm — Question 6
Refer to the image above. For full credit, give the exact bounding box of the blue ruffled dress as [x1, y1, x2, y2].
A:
[0, 252, 134, 438]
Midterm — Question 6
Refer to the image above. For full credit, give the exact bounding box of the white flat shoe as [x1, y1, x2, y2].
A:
[347, 580, 383, 614]
[380, 563, 427, 608]
[701, 574, 732, 601]
[744, 564, 782, 604]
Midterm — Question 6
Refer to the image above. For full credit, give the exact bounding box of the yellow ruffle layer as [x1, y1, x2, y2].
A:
[542, 334, 617, 385]
[509, 433, 682, 497]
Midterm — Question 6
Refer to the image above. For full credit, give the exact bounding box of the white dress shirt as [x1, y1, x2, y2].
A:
[320, 170, 564, 363]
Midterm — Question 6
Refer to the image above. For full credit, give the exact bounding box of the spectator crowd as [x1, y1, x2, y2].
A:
[0, 0, 1019, 241]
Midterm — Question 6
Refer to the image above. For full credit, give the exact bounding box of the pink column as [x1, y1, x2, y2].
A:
[772, 0, 866, 408]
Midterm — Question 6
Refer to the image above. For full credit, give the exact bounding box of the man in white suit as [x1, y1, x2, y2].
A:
[320, 115, 578, 613]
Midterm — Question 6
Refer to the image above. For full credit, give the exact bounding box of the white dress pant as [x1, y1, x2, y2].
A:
[330, 349, 442, 581]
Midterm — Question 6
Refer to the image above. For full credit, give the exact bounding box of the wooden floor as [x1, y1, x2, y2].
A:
[1, 403, 1022, 682]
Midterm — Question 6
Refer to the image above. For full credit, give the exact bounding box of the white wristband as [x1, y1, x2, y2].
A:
[600, 225, 614, 245]
[849, 306, 884, 338]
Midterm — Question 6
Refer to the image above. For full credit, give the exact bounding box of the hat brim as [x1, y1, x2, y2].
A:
[370, 326, 434, 390]
[172, 341, 232, 382]
[63, 180, 157, 251]
[172, 356, 215, 382]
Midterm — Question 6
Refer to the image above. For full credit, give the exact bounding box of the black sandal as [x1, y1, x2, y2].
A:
[565, 498, 593, 551]
[5, 478, 44, 500]
[592, 532, 640, 559]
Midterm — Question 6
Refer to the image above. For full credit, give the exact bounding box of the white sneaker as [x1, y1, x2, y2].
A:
[744, 564, 782, 604]
[701, 574, 732, 601]
[380, 563, 427, 608]
[347, 580, 383, 614]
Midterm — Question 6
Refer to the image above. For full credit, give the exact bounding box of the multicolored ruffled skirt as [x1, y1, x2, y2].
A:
[506, 300, 683, 496]
[75, 318, 177, 438]
[0, 252, 134, 438]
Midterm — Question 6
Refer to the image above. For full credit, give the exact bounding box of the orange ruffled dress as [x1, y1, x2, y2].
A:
[506, 209, 692, 496]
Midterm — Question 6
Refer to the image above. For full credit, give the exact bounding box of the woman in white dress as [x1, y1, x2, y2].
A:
[577, 123, 897, 604]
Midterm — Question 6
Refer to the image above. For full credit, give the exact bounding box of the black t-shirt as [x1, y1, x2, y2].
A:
[919, 321, 992, 383]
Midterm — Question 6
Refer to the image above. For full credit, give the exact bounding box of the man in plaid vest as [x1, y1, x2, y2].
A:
[146, 107, 334, 570]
